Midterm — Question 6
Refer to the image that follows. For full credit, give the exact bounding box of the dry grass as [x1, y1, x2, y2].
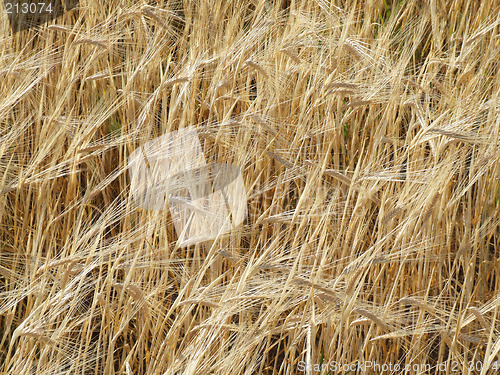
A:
[0, 0, 499, 374]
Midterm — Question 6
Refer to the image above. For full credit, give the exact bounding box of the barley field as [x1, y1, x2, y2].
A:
[0, 0, 499, 374]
